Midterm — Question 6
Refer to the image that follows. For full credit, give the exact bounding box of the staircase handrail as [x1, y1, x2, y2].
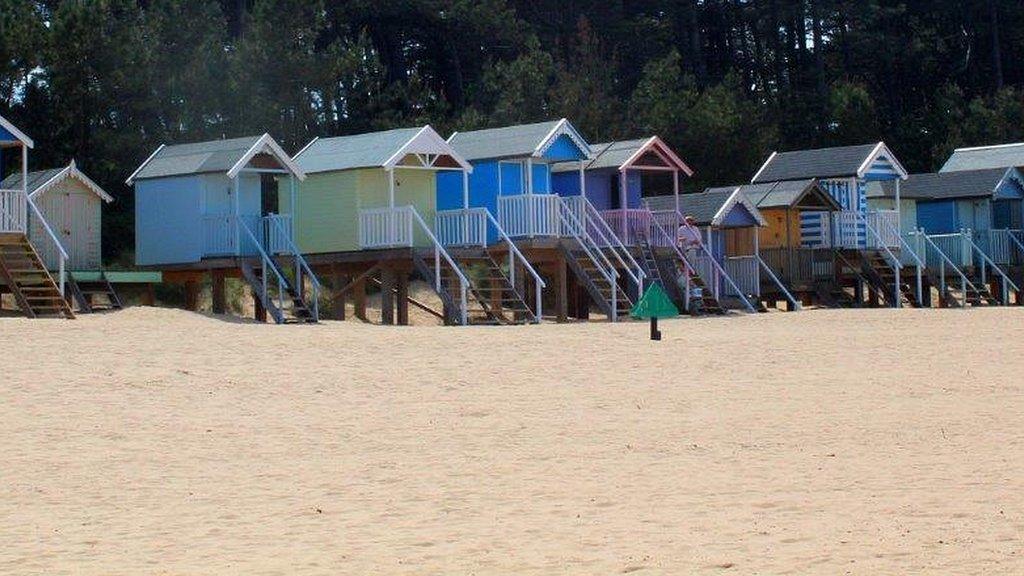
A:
[858, 212, 903, 270]
[677, 213, 757, 313]
[913, 229, 975, 307]
[478, 207, 546, 321]
[267, 214, 321, 322]
[755, 254, 801, 311]
[964, 229, 1020, 298]
[1003, 229, 1024, 262]
[556, 199, 620, 319]
[405, 205, 470, 326]
[869, 212, 924, 306]
[26, 195, 68, 296]
[570, 196, 645, 293]
[646, 210, 756, 313]
[237, 215, 289, 319]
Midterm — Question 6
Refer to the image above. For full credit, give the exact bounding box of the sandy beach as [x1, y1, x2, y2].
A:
[2, 307, 1023, 575]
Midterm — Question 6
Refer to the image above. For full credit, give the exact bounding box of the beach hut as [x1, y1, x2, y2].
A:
[646, 189, 769, 311]
[941, 142, 1024, 173]
[0, 115, 73, 318]
[876, 169, 1024, 304]
[291, 125, 542, 326]
[441, 119, 640, 321]
[547, 136, 755, 314]
[750, 142, 921, 308]
[0, 160, 148, 311]
[129, 133, 319, 323]
[685, 180, 841, 309]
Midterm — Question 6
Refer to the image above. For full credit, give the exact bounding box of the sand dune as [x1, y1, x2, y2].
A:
[2, 307, 1023, 575]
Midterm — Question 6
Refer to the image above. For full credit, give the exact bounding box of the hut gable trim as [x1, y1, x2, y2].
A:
[26, 161, 113, 202]
[0, 114, 33, 148]
[713, 189, 767, 227]
[856, 142, 908, 180]
[227, 134, 306, 180]
[534, 119, 592, 159]
[620, 136, 693, 175]
[383, 125, 472, 172]
[125, 144, 166, 185]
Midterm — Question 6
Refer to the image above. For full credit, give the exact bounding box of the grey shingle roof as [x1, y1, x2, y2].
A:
[645, 190, 733, 226]
[706, 180, 840, 210]
[1, 167, 66, 193]
[448, 120, 564, 161]
[295, 127, 424, 174]
[941, 143, 1024, 172]
[130, 135, 263, 181]
[752, 143, 882, 183]
[874, 168, 1021, 200]
[551, 138, 650, 173]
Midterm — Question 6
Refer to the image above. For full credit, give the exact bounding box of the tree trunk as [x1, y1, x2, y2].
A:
[989, 0, 1004, 91]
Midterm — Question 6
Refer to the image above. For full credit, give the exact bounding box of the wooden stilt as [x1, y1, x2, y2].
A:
[396, 273, 409, 326]
[253, 289, 267, 323]
[184, 279, 201, 312]
[556, 257, 568, 323]
[211, 269, 226, 314]
[142, 284, 156, 306]
[332, 270, 347, 321]
[381, 268, 395, 325]
[353, 276, 367, 321]
[514, 260, 526, 323]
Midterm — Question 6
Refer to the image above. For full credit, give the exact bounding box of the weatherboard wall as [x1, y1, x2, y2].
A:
[135, 175, 203, 266]
[30, 177, 102, 270]
[291, 167, 440, 253]
[551, 168, 643, 210]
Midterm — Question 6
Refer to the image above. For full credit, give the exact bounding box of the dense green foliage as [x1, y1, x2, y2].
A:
[2, 0, 1023, 260]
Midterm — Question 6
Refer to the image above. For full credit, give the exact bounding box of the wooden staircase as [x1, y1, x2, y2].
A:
[561, 243, 633, 319]
[67, 271, 123, 313]
[0, 232, 74, 319]
[239, 259, 317, 324]
[412, 248, 536, 325]
[858, 251, 923, 308]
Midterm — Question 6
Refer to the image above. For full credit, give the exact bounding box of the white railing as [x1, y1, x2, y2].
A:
[480, 209, 546, 321]
[926, 231, 973, 269]
[237, 217, 290, 322]
[497, 194, 561, 238]
[866, 210, 900, 249]
[359, 206, 414, 248]
[910, 229, 973, 308]
[598, 208, 652, 247]
[265, 214, 320, 322]
[407, 207, 470, 325]
[649, 210, 685, 248]
[724, 256, 760, 297]
[563, 196, 645, 296]
[964, 230, 1019, 303]
[986, 229, 1024, 266]
[831, 210, 862, 249]
[860, 211, 917, 308]
[25, 195, 67, 296]
[435, 208, 487, 247]
[0, 188, 26, 233]
[263, 214, 293, 255]
[202, 214, 236, 255]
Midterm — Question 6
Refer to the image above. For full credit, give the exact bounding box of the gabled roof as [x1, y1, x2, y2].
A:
[645, 189, 766, 227]
[126, 133, 304, 184]
[752, 142, 908, 183]
[941, 143, 1024, 173]
[706, 179, 841, 211]
[294, 125, 471, 174]
[0, 160, 113, 202]
[447, 118, 591, 162]
[872, 168, 1024, 201]
[0, 114, 33, 148]
[551, 136, 694, 175]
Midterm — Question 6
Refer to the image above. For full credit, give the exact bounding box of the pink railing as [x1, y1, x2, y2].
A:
[599, 209, 652, 247]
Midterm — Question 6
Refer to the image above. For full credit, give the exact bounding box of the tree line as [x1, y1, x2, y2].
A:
[2, 0, 1023, 260]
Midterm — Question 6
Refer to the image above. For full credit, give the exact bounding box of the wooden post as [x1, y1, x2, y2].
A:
[514, 259, 526, 323]
[489, 277, 503, 316]
[332, 270, 347, 321]
[556, 256, 568, 323]
[211, 269, 227, 314]
[253, 290, 267, 323]
[577, 281, 591, 320]
[381, 268, 395, 325]
[397, 273, 409, 326]
[184, 279, 201, 312]
[142, 283, 156, 306]
[353, 276, 367, 321]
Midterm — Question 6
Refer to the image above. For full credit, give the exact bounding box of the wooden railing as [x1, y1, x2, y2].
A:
[759, 247, 834, 287]
[598, 208, 652, 247]
[262, 214, 293, 255]
[866, 210, 900, 249]
[26, 195, 67, 296]
[926, 231, 973, 268]
[0, 188, 26, 233]
[359, 206, 414, 248]
[497, 194, 561, 238]
[724, 256, 760, 297]
[202, 214, 236, 255]
[435, 208, 487, 247]
[985, 229, 1024, 266]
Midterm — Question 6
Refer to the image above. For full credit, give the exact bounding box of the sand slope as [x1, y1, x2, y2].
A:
[1, 307, 1023, 575]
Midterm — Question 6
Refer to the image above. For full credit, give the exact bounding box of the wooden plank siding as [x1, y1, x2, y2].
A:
[29, 177, 103, 270]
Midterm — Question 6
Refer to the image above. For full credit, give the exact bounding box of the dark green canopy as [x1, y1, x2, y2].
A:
[630, 284, 679, 319]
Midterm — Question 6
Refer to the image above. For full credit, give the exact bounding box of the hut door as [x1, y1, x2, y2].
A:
[609, 174, 621, 209]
